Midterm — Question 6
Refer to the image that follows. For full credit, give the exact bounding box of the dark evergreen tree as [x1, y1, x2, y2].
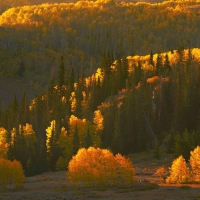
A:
[156, 54, 162, 75]
[57, 56, 65, 91]
[73, 124, 79, 155]
[163, 53, 171, 75]
[149, 49, 154, 66]
[18, 59, 25, 78]
[111, 109, 124, 154]
[19, 91, 29, 125]
[84, 129, 92, 148]
[69, 68, 75, 94]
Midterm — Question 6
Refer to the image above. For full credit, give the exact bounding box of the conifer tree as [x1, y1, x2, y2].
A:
[149, 49, 154, 66]
[156, 54, 162, 75]
[57, 56, 65, 91]
[163, 53, 171, 75]
[69, 68, 75, 94]
[73, 124, 79, 155]
[19, 91, 29, 125]
[84, 129, 92, 148]
[111, 109, 124, 154]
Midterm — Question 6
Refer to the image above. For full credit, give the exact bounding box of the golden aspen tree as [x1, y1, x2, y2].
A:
[9, 160, 25, 189]
[93, 110, 104, 132]
[114, 153, 135, 185]
[0, 158, 24, 189]
[69, 115, 101, 148]
[0, 127, 7, 158]
[166, 155, 190, 184]
[46, 120, 56, 152]
[189, 146, 200, 182]
[68, 147, 135, 188]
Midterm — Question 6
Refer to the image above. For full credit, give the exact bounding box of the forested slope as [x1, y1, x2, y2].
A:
[0, 0, 200, 93]
[1, 46, 200, 176]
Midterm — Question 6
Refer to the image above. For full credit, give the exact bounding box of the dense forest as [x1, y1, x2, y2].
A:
[1, 0, 200, 176]
[1, 1, 200, 91]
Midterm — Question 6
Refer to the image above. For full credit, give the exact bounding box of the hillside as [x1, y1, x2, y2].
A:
[0, 76, 35, 107]
[1, 46, 200, 176]
[0, 0, 200, 94]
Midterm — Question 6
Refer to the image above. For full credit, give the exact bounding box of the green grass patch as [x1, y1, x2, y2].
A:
[94, 186, 107, 191]
[143, 183, 159, 190]
[115, 188, 133, 193]
[179, 185, 191, 189]
[115, 183, 159, 193]
[73, 191, 87, 196]
[91, 194, 104, 198]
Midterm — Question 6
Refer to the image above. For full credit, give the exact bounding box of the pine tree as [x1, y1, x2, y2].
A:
[163, 53, 171, 75]
[73, 124, 79, 155]
[84, 129, 92, 148]
[149, 49, 154, 66]
[19, 91, 29, 125]
[18, 59, 25, 78]
[156, 54, 162, 75]
[69, 68, 75, 94]
[57, 56, 65, 91]
[111, 109, 124, 154]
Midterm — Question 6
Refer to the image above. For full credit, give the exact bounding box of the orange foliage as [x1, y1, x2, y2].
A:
[68, 147, 135, 188]
[146, 76, 160, 84]
[190, 146, 200, 182]
[93, 110, 104, 131]
[0, 128, 7, 158]
[166, 155, 190, 184]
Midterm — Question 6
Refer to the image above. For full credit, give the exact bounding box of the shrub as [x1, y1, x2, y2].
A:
[166, 155, 190, 184]
[154, 166, 167, 183]
[0, 158, 25, 189]
[189, 146, 200, 182]
[68, 147, 135, 188]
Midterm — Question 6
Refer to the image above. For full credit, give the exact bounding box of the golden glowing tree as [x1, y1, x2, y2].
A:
[69, 115, 101, 148]
[93, 110, 104, 132]
[114, 153, 135, 186]
[190, 146, 200, 182]
[46, 120, 56, 152]
[68, 147, 135, 188]
[0, 127, 7, 158]
[166, 155, 190, 184]
[0, 158, 25, 189]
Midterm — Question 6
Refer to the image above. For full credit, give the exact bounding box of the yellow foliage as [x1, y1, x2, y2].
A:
[69, 115, 101, 148]
[0, 158, 25, 189]
[46, 120, 56, 152]
[68, 147, 135, 188]
[166, 155, 190, 184]
[0, 128, 7, 158]
[190, 146, 200, 182]
[93, 110, 104, 131]
[115, 153, 135, 185]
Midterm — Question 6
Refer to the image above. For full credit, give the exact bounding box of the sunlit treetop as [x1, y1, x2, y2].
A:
[0, 127, 7, 146]
[93, 110, 104, 131]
